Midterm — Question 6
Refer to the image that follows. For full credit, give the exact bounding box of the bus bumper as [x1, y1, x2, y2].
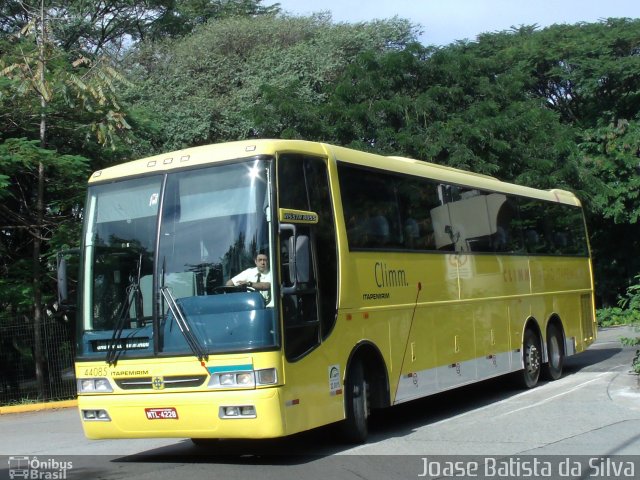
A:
[78, 388, 286, 439]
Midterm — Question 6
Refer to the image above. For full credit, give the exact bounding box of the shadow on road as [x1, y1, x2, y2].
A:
[564, 347, 622, 374]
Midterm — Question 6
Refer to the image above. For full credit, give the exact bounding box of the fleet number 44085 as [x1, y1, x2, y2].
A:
[83, 367, 109, 376]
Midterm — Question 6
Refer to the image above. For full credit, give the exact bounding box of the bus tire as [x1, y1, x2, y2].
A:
[521, 328, 542, 389]
[543, 323, 564, 381]
[340, 359, 369, 444]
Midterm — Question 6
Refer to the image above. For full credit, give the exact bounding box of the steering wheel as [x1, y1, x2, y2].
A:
[211, 285, 256, 294]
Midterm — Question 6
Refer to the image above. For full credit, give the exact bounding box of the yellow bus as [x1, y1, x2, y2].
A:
[68, 139, 596, 443]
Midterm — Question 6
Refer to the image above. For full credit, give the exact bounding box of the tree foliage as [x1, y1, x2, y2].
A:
[0, 16, 130, 384]
[0, 138, 88, 317]
[1, 6, 640, 336]
[0, 1, 281, 56]
[125, 13, 418, 151]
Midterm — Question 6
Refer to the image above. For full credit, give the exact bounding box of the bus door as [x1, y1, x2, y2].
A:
[276, 154, 342, 433]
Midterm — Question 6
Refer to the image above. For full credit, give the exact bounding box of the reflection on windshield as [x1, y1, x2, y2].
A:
[160, 161, 270, 296]
[80, 159, 278, 359]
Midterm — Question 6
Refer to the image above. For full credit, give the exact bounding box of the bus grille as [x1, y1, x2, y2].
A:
[114, 375, 208, 390]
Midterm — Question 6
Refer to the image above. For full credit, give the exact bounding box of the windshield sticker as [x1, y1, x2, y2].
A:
[149, 192, 159, 206]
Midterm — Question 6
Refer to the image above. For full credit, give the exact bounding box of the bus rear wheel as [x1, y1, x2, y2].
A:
[339, 359, 369, 444]
[521, 328, 542, 389]
[543, 323, 565, 381]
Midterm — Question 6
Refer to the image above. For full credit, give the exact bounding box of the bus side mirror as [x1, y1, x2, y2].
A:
[57, 249, 79, 311]
[290, 235, 310, 284]
[280, 224, 311, 295]
[57, 254, 68, 304]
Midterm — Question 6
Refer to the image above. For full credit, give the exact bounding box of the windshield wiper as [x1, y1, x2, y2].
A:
[160, 286, 208, 362]
[106, 254, 143, 366]
[106, 284, 136, 365]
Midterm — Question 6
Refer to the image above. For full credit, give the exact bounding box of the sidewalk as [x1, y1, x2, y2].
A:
[609, 370, 640, 412]
[0, 399, 77, 415]
[602, 326, 640, 411]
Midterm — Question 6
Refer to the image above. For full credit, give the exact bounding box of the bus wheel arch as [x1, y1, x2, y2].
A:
[543, 316, 565, 381]
[520, 318, 543, 389]
[339, 341, 390, 443]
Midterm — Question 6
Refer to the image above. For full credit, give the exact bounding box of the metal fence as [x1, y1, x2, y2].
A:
[0, 317, 76, 406]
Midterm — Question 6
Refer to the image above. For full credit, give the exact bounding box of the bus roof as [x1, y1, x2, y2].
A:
[89, 139, 581, 207]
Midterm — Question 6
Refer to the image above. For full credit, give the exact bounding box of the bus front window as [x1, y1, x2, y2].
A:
[79, 159, 278, 360]
[83, 177, 161, 333]
[157, 159, 277, 355]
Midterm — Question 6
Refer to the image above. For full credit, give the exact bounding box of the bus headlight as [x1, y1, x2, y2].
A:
[236, 372, 253, 385]
[256, 368, 277, 385]
[208, 371, 255, 389]
[207, 368, 277, 389]
[78, 378, 113, 393]
[219, 373, 237, 386]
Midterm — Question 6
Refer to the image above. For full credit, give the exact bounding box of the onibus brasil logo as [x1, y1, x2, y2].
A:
[8, 456, 73, 479]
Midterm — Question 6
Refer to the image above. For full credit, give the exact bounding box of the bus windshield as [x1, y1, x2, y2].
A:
[79, 158, 277, 360]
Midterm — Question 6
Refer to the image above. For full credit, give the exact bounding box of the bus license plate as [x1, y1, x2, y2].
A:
[145, 407, 178, 420]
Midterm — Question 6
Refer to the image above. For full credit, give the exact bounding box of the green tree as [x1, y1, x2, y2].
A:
[0, 1, 129, 399]
[514, 19, 640, 303]
[0, 138, 88, 314]
[125, 13, 417, 151]
[0, 1, 281, 56]
[315, 38, 586, 188]
[147, 0, 281, 40]
[580, 119, 640, 304]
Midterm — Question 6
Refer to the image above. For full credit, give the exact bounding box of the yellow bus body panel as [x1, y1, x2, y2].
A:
[77, 352, 289, 439]
[79, 387, 285, 439]
[78, 140, 597, 439]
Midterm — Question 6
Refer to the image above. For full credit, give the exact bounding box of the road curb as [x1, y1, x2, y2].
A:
[0, 399, 77, 415]
[609, 369, 640, 412]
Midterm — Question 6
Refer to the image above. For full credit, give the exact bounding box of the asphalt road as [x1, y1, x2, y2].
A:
[1, 326, 639, 480]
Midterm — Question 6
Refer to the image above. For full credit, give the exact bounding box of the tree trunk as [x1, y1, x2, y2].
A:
[33, 0, 48, 400]
[33, 160, 47, 400]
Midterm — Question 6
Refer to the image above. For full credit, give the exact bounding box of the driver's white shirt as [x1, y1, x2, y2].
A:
[230, 268, 273, 304]
[230, 267, 272, 286]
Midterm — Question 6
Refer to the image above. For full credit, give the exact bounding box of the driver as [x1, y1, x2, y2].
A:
[226, 252, 272, 300]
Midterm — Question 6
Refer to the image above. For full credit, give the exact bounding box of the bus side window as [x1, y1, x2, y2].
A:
[516, 198, 587, 256]
[491, 195, 523, 253]
[524, 229, 541, 251]
[338, 165, 402, 249]
[396, 177, 439, 251]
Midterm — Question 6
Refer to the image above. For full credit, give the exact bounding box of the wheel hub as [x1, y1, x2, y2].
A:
[526, 344, 541, 373]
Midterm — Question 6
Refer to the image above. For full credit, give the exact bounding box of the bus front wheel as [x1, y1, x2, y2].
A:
[340, 360, 369, 444]
[521, 328, 542, 389]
